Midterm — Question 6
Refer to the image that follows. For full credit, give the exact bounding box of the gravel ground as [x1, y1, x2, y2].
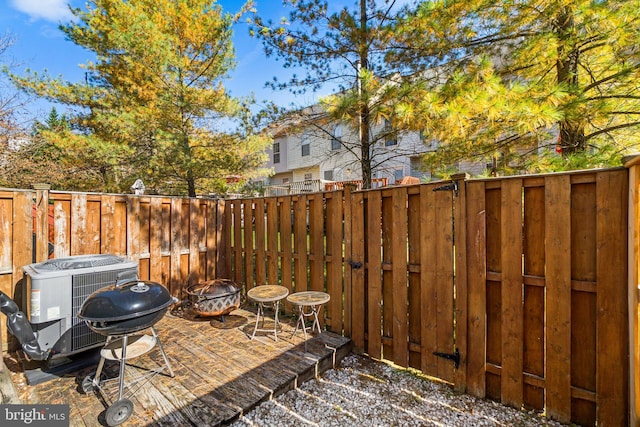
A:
[230, 354, 567, 427]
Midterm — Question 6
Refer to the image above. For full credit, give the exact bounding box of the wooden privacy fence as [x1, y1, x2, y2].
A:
[0, 187, 227, 353]
[227, 167, 632, 427]
[1, 164, 638, 426]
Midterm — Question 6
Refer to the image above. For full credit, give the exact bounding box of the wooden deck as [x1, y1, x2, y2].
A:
[1, 306, 352, 426]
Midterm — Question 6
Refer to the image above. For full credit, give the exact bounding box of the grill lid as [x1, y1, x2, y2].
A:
[78, 280, 174, 322]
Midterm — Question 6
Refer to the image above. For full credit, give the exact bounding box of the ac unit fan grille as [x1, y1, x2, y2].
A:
[71, 268, 138, 350]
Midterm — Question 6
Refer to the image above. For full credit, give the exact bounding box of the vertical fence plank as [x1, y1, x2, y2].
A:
[343, 187, 353, 339]
[219, 200, 229, 279]
[420, 184, 438, 376]
[381, 190, 394, 360]
[232, 200, 243, 285]
[326, 192, 343, 334]
[0, 198, 13, 274]
[309, 195, 324, 293]
[170, 198, 183, 297]
[545, 175, 572, 422]
[149, 197, 163, 283]
[407, 189, 421, 369]
[243, 199, 254, 290]
[71, 194, 87, 255]
[189, 199, 202, 286]
[454, 175, 468, 391]
[351, 191, 365, 352]
[279, 197, 293, 309]
[571, 180, 597, 425]
[33, 185, 49, 262]
[435, 187, 454, 382]
[53, 199, 71, 258]
[114, 199, 127, 255]
[466, 181, 487, 397]
[596, 170, 628, 426]
[522, 183, 545, 411]
[366, 191, 382, 359]
[101, 195, 116, 254]
[205, 199, 218, 280]
[254, 199, 266, 285]
[293, 195, 308, 293]
[126, 196, 140, 263]
[501, 179, 523, 408]
[266, 198, 278, 286]
[392, 188, 408, 367]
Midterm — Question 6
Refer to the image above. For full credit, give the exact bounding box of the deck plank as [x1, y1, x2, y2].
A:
[2, 307, 351, 427]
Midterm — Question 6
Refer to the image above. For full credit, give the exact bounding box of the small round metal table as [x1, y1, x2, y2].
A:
[247, 285, 289, 341]
[287, 291, 331, 341]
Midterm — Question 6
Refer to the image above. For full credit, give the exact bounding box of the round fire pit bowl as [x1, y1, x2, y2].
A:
[186, 279, 242, 319]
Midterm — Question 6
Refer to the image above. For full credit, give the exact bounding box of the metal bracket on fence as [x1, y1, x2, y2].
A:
[433, 181, 458, 196]
[433, 348, 460, 369]
[347, 259, 363, 269]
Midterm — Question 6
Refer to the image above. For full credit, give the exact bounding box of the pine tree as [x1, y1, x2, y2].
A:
[7, 0, 270, 196]
[251, 0, 407, 188]
[389, 0, 640, 173]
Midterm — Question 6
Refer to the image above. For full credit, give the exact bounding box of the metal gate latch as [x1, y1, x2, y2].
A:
[433, 348, 460, 369]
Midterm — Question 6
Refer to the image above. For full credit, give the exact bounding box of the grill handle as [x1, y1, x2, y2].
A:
[115, 271, 139, 288]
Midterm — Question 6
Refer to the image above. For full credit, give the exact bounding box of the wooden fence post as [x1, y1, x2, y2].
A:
[32, 183, 50, 263]
[625, 154, 640, 427]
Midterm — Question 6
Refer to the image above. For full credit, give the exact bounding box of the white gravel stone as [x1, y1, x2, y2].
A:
[230, 354, 567, 427]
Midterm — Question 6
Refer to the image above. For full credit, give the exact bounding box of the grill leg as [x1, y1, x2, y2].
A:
[117, 335, 128, 401]
[151, 326, 174, 378]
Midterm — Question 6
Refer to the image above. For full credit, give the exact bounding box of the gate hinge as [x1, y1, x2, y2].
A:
[433, 181, 458, 196]
[433, 348, 460, 369]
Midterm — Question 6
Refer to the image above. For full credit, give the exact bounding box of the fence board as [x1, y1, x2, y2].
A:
[279, 197, 293, 311]
[545, 175, 572, 422]
[170, 199, 183, 297]
[293, 195, 308, 293]
[254, 199, 266, 285]
[435, 187, 454, 381]
[0, 198, 12, 273]
[351, 191, 365, 352]
[126, 196, 140, 263]
[391, 188, 408, 367]
[595, 170, 628, 426]
[522, 185, 545, 410]
[570, 181, 597, 426]
[381, 192, 394, 361]
[189, 199, 202, 286]
[420, 184, 438, 376]
[326, 193, 343, 334]
[149, 198, 164, 283]
[34, 187, 49, 262]
[232, 201, 243, 285]
[407, 191, 421, 369]
[454, 176, 469, 391]
[100, 195, 116, 255]
[266, 198, 278, 286]
[500, 179, 524, 408]
[342, 186, 352, 340]
[243, 200, 254, 290]
[366, 191, 382, 359]
[309, 196, 324, 293]
[71, 194, 87, 255]
[53, 200, 70, 258]
[465, 181, 486, 397]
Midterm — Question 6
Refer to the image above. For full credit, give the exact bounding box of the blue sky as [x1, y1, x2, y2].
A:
[0, 0, 326, 121]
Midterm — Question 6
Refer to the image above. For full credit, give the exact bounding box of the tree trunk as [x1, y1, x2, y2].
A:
[555, 6, 586, 154]
[358, 0, 372, 189]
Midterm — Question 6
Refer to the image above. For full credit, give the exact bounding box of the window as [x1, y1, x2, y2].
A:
[410, 156, 425, 178]
[272, 142, 280, 164]
[282, 178, 290, 184]
[394, 168, 404, 183]
[331, 125, 342, 150]
[304, 173, 313, 180]
[302, 131, 311, 156]
[384, 119, 397, 146]
[324, 170, 334, 180]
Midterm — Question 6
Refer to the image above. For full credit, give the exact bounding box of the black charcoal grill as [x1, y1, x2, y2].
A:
[78, 279, 176, 426]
